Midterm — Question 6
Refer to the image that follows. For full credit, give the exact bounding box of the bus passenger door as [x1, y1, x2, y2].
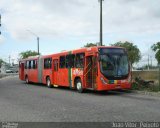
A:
[84, 56, 97, 89]
[53, 59, 59, 86]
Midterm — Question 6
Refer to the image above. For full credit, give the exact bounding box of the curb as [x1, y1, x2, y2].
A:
[0, 75, 10, 80]
[131, 90, 160, 97]
[0, 74, 18, 80]
[0, 75, 8, 79]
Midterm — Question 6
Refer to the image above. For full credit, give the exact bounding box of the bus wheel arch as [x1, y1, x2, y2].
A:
[46, 76, 52, 88]
[74, 77, 84, 93]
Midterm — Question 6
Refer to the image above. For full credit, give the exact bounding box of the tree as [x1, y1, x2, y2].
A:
[111, 41, 141, 66]
[151, 42, 160, 64]
[84, 43, 97, 47]
[19, 50, 40, 59]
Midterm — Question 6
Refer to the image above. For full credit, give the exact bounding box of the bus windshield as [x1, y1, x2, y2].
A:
[99, 48, 129, 80]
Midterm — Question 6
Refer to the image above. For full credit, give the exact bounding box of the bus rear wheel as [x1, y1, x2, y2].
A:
[25, 76, 29, 84]
[76, 79, 83, 93]
[46, 77, 52, 88]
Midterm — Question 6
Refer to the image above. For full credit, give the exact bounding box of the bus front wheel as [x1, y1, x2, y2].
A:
[46, 77, 52, 88]
[76, 79, 83, 93]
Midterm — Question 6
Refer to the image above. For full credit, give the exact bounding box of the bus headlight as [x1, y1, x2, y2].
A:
[100, 77, 107, 85]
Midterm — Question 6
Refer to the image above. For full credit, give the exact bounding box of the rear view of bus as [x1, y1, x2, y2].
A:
[97, 47, 131, 91]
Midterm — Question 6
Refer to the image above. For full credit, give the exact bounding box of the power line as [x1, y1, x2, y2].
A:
[0, 14, 1, 35]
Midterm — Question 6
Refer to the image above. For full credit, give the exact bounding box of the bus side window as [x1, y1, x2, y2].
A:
[70, 54, 75, 68]
[66, 56, 69, 68]
[66, 54, 75, 68]
[26, 61, 30, 69]
[44, 58, 52, 69]
[48, 58, 52, 69]
[32, 60, 36, 69]
[75, 53, 84, 68]
[44, 59, 47, 69]
[29, 61, 31, 69]
[35, 60, 37, 69]
[59, 56, 65, 68]
[31, 61, 33, 69]
[25, 61, 27, 69]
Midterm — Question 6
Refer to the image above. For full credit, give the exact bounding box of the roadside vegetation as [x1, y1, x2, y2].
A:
[19, 50, 40, 59]
[131, 70, 159, 92]
[132, 81, 159, 92]
[151, 42, 160, 64]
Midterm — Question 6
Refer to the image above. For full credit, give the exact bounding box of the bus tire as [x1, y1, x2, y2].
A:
[76, 79, 83, 93]
[46, 77, 52, 88]
[25, 76, 29, 84]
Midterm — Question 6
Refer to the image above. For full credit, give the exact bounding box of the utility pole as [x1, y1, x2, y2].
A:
[99, 0, 104, 46]
[0, 14, 1, 35]
[27, 30, 40, 55]
[9, 55, 11, 65]
[37, 37, 39, 55]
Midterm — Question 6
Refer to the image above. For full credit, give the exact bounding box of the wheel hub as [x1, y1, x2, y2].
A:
[77, 82, 81, 90]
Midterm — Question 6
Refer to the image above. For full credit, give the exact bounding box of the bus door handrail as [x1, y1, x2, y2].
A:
[84, 61, 92, 77]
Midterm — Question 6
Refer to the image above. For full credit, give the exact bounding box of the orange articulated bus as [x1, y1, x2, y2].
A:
[19, 46, 131, 92]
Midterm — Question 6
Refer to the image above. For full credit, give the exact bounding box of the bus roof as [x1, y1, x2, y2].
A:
[20, 46, 125, 61]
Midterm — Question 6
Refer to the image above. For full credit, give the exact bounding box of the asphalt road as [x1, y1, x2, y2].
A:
[0, 76, 160, 122]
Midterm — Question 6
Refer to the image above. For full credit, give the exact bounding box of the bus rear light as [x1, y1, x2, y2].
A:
[100, 77, 107, 85]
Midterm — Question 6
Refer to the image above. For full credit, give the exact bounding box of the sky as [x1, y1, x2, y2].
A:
[0, 0, 160, 66]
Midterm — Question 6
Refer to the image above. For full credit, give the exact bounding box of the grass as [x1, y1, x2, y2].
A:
[132, 70, 160, 92]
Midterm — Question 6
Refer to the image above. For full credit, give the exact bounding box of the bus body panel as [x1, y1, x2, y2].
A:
[56, 68, 69, 87]
[28, 69, 38, 83]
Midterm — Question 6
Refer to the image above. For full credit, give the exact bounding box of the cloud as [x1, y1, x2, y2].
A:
[0, 35, 5, 44]
[104, 0, 160, 34]
[1, 0, 92, 40]
[0, 0, 160, 42]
